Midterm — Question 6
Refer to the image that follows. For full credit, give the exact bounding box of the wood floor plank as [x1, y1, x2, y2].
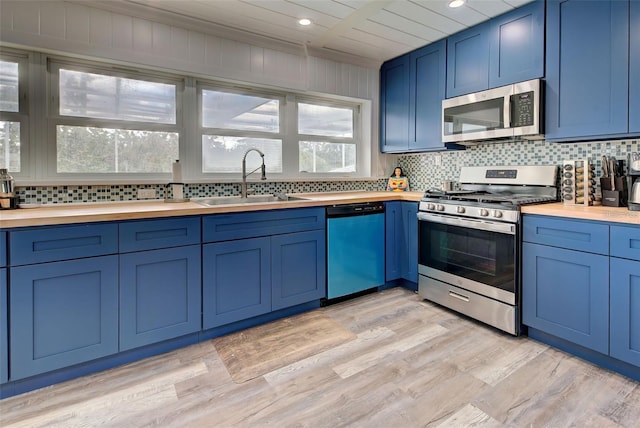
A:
[2, 287, 639, 428]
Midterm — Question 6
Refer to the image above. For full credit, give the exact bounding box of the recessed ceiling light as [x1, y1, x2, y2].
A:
[298, 18, 312, 26]
[448, 0, 465, 8]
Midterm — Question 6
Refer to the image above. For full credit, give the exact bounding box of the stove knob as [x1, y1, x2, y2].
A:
[437, 204, 445, 212]
[457, 206, 466, 214]
[493, 210, 503, 218]
[479, 208, 489, 217]
[427, 203, 436, 210]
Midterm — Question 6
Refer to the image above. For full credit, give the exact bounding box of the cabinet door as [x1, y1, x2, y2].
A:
[522, 243, 609, 354]
[401, 202, 418, 283]
[385, 201, 402, 281]
[489, 0, 544, 88]
[630, 0, 640, 133]
[120, 245, 201, 351]
[545, 0, 629, 140]
[10, 256, 118, 380]
[380, 55, 410, 153]
[202, 238, 271, 329]
[610, 258, 640, 367]
[410, 40, 447, 151]
[1, 268, 6, 384]
[271, 230, 326, 310]
[446, 21, 490, 98]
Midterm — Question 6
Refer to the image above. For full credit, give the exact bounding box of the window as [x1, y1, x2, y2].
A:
[0, 52, 28, 173]
[297, 102, 357, 173]
[199, 86, 283, 175]
[49, 61, 181, 177]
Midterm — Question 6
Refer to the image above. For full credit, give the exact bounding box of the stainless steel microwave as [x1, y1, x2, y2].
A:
[442, 79, 543, 145]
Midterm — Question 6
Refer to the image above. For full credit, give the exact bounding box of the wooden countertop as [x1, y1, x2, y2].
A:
[0, 191, 423, 229]
[522, 202, 640, 225]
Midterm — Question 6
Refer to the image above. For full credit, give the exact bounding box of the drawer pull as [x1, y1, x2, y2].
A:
[449, 291, 470, 302]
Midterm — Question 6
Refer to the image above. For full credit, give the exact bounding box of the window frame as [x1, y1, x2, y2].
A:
[0, 49, 30, 177]
[294, 96, 361, 177]
[46, 58, 185, 182]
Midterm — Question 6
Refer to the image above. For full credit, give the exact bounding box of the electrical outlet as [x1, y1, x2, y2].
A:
[434, 155, 442, 166]
[137, 189, 156, 199]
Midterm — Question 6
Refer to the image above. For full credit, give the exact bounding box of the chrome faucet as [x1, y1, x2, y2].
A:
[241, 148, 266, 198]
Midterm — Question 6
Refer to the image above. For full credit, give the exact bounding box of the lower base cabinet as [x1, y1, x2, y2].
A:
[119, 245, 201, 351]
[9, 256, 119, 380]
[1, 268, 7, 384]
[385, 201, 418, 284]
[203, 230, 326, 328]
[522, 242, 609, 354]
[203, 237, 271, 329]
[271, 230, 325, 310]
[610, 257, 640, 366]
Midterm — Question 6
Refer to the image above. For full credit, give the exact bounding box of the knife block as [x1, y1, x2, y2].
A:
[601, 177, 627, 207]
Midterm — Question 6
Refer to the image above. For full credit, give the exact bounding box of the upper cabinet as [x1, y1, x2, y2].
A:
[381, 40, 452, 153]
[546, 0, 639, 141]
[447, 0, 544, 98]
[380, 55, 410, 153]
[630, 0, 640, 133]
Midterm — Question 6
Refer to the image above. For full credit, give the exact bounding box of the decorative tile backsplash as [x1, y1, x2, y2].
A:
[17, 180, 388, 205]
[14, 139, 639, 204]
[398, 139, 639, 192]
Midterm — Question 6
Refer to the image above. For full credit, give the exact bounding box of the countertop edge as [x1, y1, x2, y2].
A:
[521, 203, 640, 225]
[0, 192, 423, 229]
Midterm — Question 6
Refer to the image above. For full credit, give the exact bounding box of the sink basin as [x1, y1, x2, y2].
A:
[194, 195, 309, 207]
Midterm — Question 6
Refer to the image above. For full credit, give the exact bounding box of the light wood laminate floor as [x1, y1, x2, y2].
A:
[1, 287, 639, 427]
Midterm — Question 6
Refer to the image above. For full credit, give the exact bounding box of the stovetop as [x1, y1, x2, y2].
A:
[419, 166, 559, 223]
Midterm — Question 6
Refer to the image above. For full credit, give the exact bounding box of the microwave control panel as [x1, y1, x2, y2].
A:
[510, 91, 534, 127]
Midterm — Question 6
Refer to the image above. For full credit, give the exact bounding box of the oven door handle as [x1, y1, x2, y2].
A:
[417, 212, 516, 235]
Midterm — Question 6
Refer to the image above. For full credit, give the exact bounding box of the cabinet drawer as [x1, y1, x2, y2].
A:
[119, 217, 200, 253]
[203, 207, 325, 243]
[523, 215, 609, 255]
[9, 223, 118, 266]
[610, 225, 640, 261]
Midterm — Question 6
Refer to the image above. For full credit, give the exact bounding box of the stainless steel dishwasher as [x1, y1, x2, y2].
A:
[326, 202, 385, 300]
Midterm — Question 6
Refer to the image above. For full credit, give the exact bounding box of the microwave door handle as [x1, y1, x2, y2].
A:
[505, 95, 512, 129]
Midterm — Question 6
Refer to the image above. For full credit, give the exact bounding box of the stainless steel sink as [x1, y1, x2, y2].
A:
[193, 194, 309, 207]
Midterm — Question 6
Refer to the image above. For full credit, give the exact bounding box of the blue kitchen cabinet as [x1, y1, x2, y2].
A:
[630, 0, 640, 133]
[401, 202, 418, 283]
[489, 0, 544, 88]
[385, 201, 402, 281]
[271, 230, 325, 311]
[446, 22, 490, 98]
[202, 238, 271, 329]
[10, 256, 118, 380]
[1, 268, 6, 384]
[0, 231, 6, 266]
[380, 55, 410, 153]
[545, 0, 630, 140]
[447, 0, 543, 98]
[202, 208, 326, 329]
[119, 217, 200, 253]
[409, 40, 448, 151]
[385, 201, 418, 285]
[610, 257, 640, 367]
[522, 242, 609, 354]
[119, 245, 201, 351]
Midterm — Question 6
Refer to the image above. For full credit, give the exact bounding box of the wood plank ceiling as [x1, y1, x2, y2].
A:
[88, 0, 534, 65]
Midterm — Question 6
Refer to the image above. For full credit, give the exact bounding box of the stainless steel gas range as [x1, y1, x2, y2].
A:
[417, 165, 558, 335]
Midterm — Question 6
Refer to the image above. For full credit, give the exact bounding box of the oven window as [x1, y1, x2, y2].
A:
[443, 97, 505, 136]
[418, 220, 515, 292]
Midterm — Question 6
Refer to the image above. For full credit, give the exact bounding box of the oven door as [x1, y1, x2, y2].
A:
[417, 212, 517, 305]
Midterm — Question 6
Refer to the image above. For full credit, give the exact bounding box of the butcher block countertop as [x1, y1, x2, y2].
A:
[522, 202, 640, 225]
[0, 191, 423, 229]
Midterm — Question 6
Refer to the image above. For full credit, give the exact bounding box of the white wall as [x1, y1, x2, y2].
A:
[0, 0, 392, 177]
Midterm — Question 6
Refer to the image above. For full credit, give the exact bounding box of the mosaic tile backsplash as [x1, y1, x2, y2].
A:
[14, 139, 639, 204]
[398, 139, 639, 193]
